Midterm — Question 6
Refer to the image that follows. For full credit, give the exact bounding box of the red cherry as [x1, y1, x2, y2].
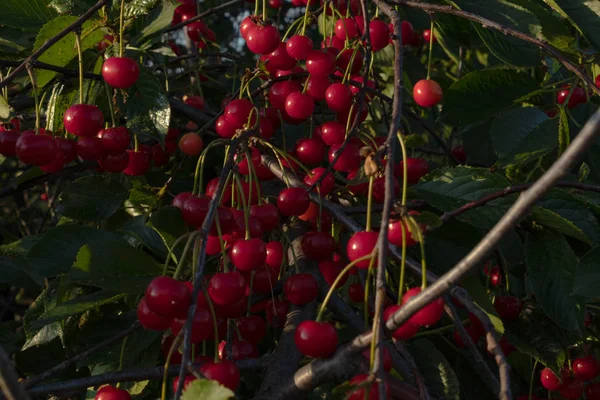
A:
[219, 339, 259, 360]
[95, 386, 131, 400]
[305, 75, 330, 101]
[320, 121, 345, 146]
[54, 137, 77, 163]
[152, 144, 169, 167]
[277, 187, 310, 216]
[453, 325, 481, 348]
[483, 263, 502, 287]
[269, 80, 302, 109]
[240, 16, 256, 39]
[557, 86, 587, 109]
[170, 307, 212, 343]
[306, 50, 335, 77]
[172, 192, 192, 209]
[294, 137, 325, 166]
[233, 180, 260, 206]
[205, 235, 223, 256]
[275, 65, 305, 79]
[318, 259, 348, 288]
[250, 203, 280, 232]
[294, 320, 337, 357]
[266, 42, 297, 71]
[402, 287, 444, 327]
[413, 79, 443, 107]
[372, 176, 400, 203]
[145, 276, 191, 319]
[494, 296, 522, 320]
[40, 148, 65, 173]
[284, 92, 315, 121]
[268, 0, 284, 7]
[303, 167, 335, 196]
[360, 347, 392, 372]
[559, 378, 583, 399]
[63, 104, 104, 137]
[123, 149, 151, 176]
[265, 299, 289, 328]
[286, 35, 313, 60]
[409, 30, 422, 47]
[246, 24, 280, 55]
[328, 143, 361, 172]
[422, 29, 436, 43]
[325, 83, 353, 112]
[388, 218, 419, 247]
[586, 382, 600, 399]
[229, 213, 262, 239]
[225, 98, 255, 129]
[137, 297, 171, 330]
[96, 34, 114, 52]
[237, 315, 267, 344]
[214, 295, 248, 319]
[181, 195, 210, 226]
[348, 283, 365, 302]
[230, 238, 267, 271]
[235, 147, 261, 176]
[75, 136, 104, 161]
[186, 20, 209, 42]
[265, 241, 284, 270]
[337, 106, 367, 125]
[248, 266, 278, 294]
[573, 356, 599, 381]
[336, 48, 363, 75]
[347, 374, 389, 400]
[301, 232, 336, 261]
[99, 152, 128, 173]
[199, 360, 240, 391]
[383, 304, 420, 339]
[369, 19, 390, 51]
[346, 169, 368, 195]
[98, 127, 129, 154]
[102, 57, 140, 89]
[14, 131, 57, 166]
[334, 18, 358, 40]
[451, 144, 467, 164]
[215, 115, 236, 138]
[346, 231, 378, 269]
[261, 107, 281, 128]
[393, 21, 414, 45]
[284, 273, 319, 305]
[596, 74, 600, 88]
[259, 117, 274, 140]
[394, 157, 429, 184]
[0, 130, 19, 156]
[208, 271, 246, 306]
[540, 367, 565, 391]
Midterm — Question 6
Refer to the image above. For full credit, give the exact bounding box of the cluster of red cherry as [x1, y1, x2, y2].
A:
[538, 356, 600, 400]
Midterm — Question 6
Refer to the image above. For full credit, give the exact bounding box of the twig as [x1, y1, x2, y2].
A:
[23, 323, 141, 389]
[167, 52, 240, 64]
[0, 60, 101, 80]
[0, 346, 31, 400]
[162, 0, 244, 34]
[388, 0, 600, 96]
[0, 0, 109, 90]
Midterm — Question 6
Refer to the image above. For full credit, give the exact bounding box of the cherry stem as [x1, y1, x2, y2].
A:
[397, 222, 407, 304]
[396, 133, 409, 207]
[344, 103, 355, 138]
[363, 256, 376, 327]
[74, 30, 84, 105]
[316, 187, 322, 232]
[233, 174, 250, 240]
[173, 232, 198, 280]
[162, 232, 194, 275]
[193, 140, 227, 195]
[203, 288, 221, 363]
[283, 17, 306, 42]
[103, 81, 116, 127]
[406, 215, 427, 289]
[426, 16, 434, 81]
[365, 176, 374, 232]
[300, 0, 311, 36]
[245, 149, 263, 205]
[341, 45, 360, 84]
[213, 212, 229, 273]
[254, 0, 259, 16]
[161, 332, 183, 400]
[133, 133, 139, 152]
[528, 359, 539, 400]
[317, 253, 374, 322]
[116, 336, 128, 388]
[119, 0, 125, 58]
[25, 66, 40, 135]
[262, 0, 266, 22]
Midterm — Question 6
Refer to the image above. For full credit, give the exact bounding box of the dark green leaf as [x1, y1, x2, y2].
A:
[551, 0, 600, 52]
[530, 208, 589, 245]
[148, 206, 187, 247]
[572, 247, 600, 296]
[135, 0, 179, 42]
[409, 339, 460, 400]
[70, 240, 163, 294]
[0, 321, 24, 355]
[460, 120, 497, 166]
[57, 175, 128, 220]
[460, 275, 504, 333]
[27, 225, 121, 277]
[525, 231, 584, 333]
[118, 215, 168, 257]
[49, 0, 97, 14]
[0, 235, 41, 257]
[441, 69, 539, 124]
[490, 107, 557, 166]
[411, 211, 443, 228]
[424, 220, 484, 275]
[181, 379, 234, 400]
[515, 0, 575, 52]
[22, 279, 65, 347]
[558, 107, 570, 156]
[0, 257, 42, 290]
[2, 0, 58, 30]
[475, 26, 540, 67]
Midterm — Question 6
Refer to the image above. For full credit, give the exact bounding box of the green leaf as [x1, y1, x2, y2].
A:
[460, 275, 504, 334]
[32, 290, 125, 328]
[572, 247, 600, 296]
[530, 207, 589, 245]
[49, 0, 97, 15]
[0, 235, 41, 257]
[148, 206, 188, 246]
[121, 69, 171, 143]
[525, 231, 585, 333]
[135, 0, 179, 42]
[70, 240, 163, 294]
[414, 166, 512, 229]
[490, 107, 557, 166]
[0, 97, 10, 120]
[411, 211, 443, 228]
[441, 69, 539, 124]
[57, 175, 129, 220]
[181, 379, 234, 400]
[33, 16, 104, 87]
[0, 257, 42, 290]
[552, 0, 600, 52]
[2, 0, 58, 30]
[27, 225, 121, 277]
[558, 107, 570, 156]
[515, 0, 575, 52]
[424, 220, 484, 275]
[409, 339, 460, 400]
[475, 26, 540, 67]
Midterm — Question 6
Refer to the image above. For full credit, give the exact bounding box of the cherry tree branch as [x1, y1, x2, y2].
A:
[388, 0, 600, 96]
[0, 0, 109, 90]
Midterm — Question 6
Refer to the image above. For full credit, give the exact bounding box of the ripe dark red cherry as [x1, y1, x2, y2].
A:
[318, 260, 348, 288]
[250, 203, 280, 232]
[483, 263, 502, 287]
[172, 192, 193, 209]
[40, 148, 65, 173]
[348, 283, 365, 302]
[559, 378, 583, 399]
[102, 57, 140, 89]
[269, 80, 302, 109]
[208, 271, 246, 306]
[145, 276, 191, 319]
[240, 16, 256, 39]
[136, 297, 171, 330]
[237, 315, 267, 344]
[452, 144, 467, 164]
[328, 143, 361, 172]
[494, 296, 522, 320]
[347, 169, 369, 195]
[586, 382, 600, 399]
[573, 356, 599, 381]
[170, 307, 212, 343]
[384, 304, 420, 339]
[225, 98, 255, 129]
[55, 137, 77, 163]
[0, 130, 19, 156]
[95, 385, 131, 400]
[395, 21, 414, 45]
[301, 232, 336, 261]
[286, 35, 313, 60]
[294, 320, 338, 358]
[306, 50, 335, 76]
[265, 299, 289, 328]
[320, 121, 346, 146]
[305, 75, 330, 101]
[346, 231, 378, 269]
[540, 367, 564, 391]
[266, 42, 297, 71]
[325, 83, 353, 112]
[99, 152, 129, 173]
[230, 238, 267, 271]
[178, 132, 204, 156]
[337, 48, 363, 75]
[63, 104, 104, 137]
[246, 24, 280, 55]
[152, 144, 169, 167]
[277, 187, 311, 216]
[285, 92, 315, 121]
[347, 374, 388, 400]
[199, 360, 240, 391]
[183, 95, 206, 110]
[369, 19, 390, 51]
[557, 86, 587, 109]
[334, 18, 359, 40]
[394, 157, 429, 184]
[15, 131, 57, 166]
[180, 195, 210, 227]
[98, 127, 129, 153]
[322, 35, 345, 51]
[413, 79, 443, 107]
[422, 29, 436, 43]
[215, 115, 236, 138]
[76, 136, 104, 161]
[265, 241, 284, 270]
[185, 20, 209, 42]
[295, 137, 325, 166]
[303, 167, 335, 195]
[402, 287, 444, 327]
[123, 149, 151, 176]
[284, 273, 319, 305]
[388, 218, 419, 247]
